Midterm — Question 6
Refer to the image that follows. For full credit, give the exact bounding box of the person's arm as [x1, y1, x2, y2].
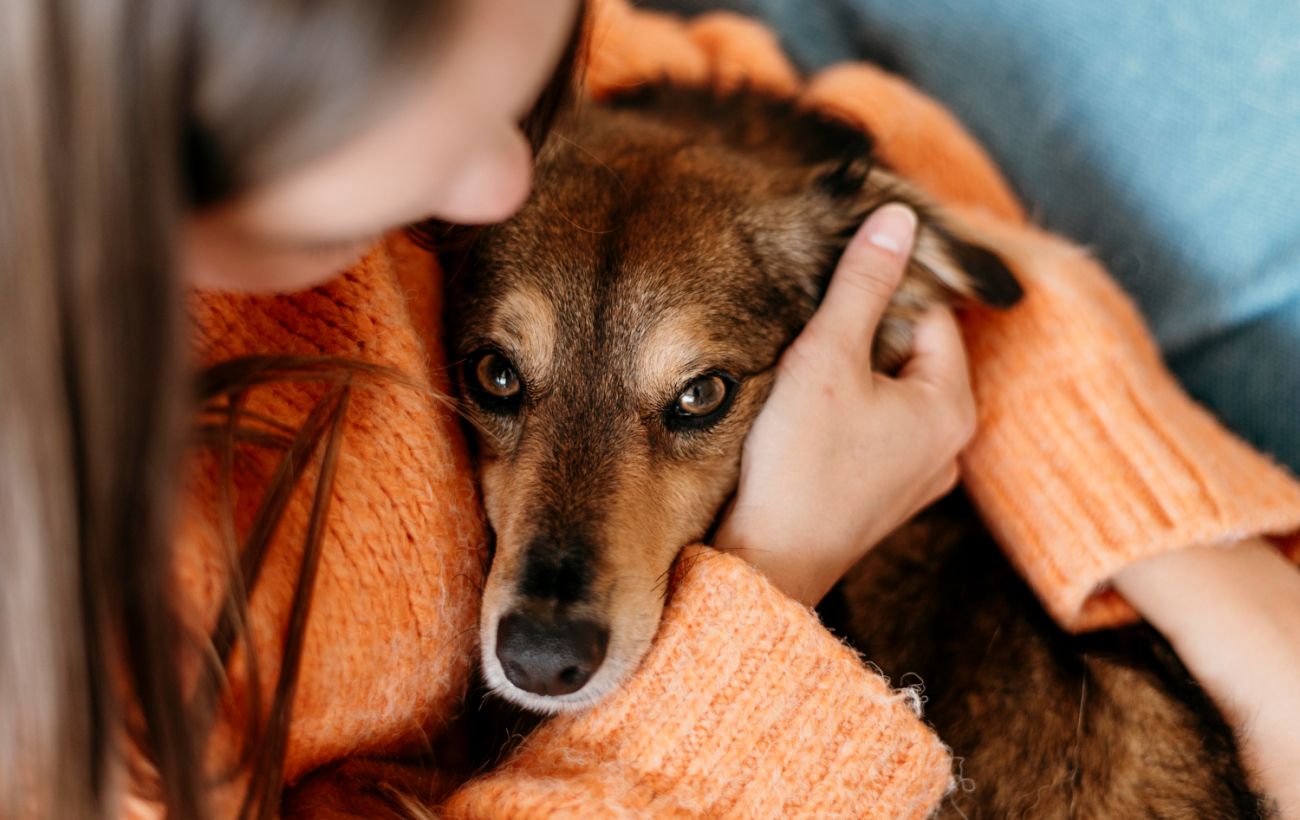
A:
[1115, 541, 1300, 817]
[281, 545, 954, 818]
[443, 547, 953, 818]
[799, 54, 1300, 814]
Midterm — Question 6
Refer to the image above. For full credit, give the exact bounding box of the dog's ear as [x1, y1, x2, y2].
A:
[805, 157, 1025, 371]
[813, 158, 1023, 311]
[909, 215, 1024, 309]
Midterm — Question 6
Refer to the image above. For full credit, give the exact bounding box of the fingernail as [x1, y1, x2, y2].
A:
[864, 203, 918, 255]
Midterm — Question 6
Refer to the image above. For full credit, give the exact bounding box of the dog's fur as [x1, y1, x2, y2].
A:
[441, 86, 1263, 816]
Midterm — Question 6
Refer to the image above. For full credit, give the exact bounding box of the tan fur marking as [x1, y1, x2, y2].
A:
[636, 312, 717, 398]
[491, 286, 557, 384]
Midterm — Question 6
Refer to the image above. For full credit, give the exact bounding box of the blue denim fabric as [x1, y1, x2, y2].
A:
[648, 0, 1300, 472]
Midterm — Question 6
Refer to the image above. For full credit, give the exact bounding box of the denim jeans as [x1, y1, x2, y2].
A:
[649, 0, 1300, 473]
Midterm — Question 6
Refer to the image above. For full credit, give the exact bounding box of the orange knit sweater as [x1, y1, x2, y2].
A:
[162, 2, 1300, 817]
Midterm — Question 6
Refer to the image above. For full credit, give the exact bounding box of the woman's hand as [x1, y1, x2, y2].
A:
[713, 203, 976, 607]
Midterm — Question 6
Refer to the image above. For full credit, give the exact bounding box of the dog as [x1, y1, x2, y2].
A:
[439, 85, 1262, 817]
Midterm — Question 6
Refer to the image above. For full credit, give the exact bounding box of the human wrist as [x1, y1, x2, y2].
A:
[713, 519, 844, 607]
[1114, 539, 1300, 814]
[1113, 540, 1298, 685]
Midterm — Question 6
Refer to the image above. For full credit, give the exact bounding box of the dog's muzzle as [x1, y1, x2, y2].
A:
[495, 611, 610, 696]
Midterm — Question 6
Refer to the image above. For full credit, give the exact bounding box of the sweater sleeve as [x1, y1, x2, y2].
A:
[801, 64, 1300, 632]
[953, 212, 1300, 631]
[442, 547, 953, 818]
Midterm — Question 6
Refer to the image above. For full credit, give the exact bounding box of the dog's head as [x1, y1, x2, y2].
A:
[441, 86, 1020, 712]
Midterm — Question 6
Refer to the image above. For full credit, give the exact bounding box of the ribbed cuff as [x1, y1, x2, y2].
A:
[445, 548, 952, 818]
[958, 214, 1300, 632]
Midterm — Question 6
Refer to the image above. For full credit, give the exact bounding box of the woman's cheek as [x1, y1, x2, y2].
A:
[183, 222, 371, 293]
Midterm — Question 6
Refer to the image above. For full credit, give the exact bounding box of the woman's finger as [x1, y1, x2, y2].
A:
[900, 307, 977, 456]
[899, 305, 969, 390]
[801, 203, 917, 368]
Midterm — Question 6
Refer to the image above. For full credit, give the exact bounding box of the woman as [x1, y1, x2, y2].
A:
[2, 0, 1297, 817]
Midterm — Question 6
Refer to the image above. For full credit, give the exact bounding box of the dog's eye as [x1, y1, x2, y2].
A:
[476, 353, 520, 398]
[666, 373, 735, 431]
[676, 375, 727, 416]
[464, 350, 523, 411]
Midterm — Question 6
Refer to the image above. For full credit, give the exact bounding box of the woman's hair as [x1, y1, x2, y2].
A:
[0, 2, 582, 817]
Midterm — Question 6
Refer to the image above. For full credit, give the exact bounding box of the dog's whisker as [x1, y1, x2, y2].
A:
[551, 131, 628, 196]
[450, 571, 486, 597]
[554, 208, 614, 237]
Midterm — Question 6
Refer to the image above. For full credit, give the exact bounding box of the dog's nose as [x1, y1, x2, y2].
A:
[495, 612, 609, 696]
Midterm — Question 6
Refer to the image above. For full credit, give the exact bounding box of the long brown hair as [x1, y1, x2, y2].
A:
[0, 1, 582, 817]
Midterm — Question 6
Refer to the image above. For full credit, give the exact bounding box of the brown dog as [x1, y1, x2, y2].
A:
[440, 86, 1262, 816]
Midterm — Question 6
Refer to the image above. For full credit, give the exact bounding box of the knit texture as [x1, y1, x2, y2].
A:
[160, 0, 1300, 814]
[177, 234, 487, 795]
